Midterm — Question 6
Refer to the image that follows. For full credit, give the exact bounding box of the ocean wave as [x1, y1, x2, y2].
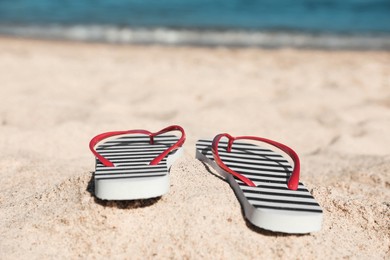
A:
[0, 24, 389, 49]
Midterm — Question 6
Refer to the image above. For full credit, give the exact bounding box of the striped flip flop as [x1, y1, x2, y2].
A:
[195, 133, 323, 234]
[89, 125, 185, 200]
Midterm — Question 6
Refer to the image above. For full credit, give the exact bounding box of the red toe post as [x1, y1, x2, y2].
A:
[212, 134, 257, 187]
[211, 133, 300, 190]
[148, 125, 186, 165]
[89, 125, 186, 167]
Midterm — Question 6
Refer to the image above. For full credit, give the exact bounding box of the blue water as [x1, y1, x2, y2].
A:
[0, 0, 390, 48]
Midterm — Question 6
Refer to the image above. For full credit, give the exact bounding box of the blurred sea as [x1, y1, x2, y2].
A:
[0, 0, 389, 49]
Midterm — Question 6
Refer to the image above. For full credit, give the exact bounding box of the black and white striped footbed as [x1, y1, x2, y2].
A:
[93, 134, 183, 200]
[196, 138, 323, 234]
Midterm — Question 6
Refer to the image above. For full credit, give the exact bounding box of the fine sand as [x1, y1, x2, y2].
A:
[0, 37, 389, 259]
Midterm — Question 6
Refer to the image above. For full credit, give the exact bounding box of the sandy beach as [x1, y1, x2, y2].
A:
[0, 37, 389, 259]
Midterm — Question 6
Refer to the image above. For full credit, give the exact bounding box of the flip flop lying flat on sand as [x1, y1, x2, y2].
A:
[196, 134, 323, 234]
[89, 125, 185, 200]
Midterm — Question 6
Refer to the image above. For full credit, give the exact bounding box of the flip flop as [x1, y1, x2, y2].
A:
[195, 133, 323, 234]
[89, 125, 185, 200]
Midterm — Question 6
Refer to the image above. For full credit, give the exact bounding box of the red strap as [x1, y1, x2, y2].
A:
[89, 125, 186, 167]
[212, 133, 300, 190]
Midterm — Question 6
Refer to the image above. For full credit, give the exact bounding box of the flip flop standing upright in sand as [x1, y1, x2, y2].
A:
[89, 125, 185, 200]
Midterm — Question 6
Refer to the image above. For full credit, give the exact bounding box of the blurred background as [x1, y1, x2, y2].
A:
[0, 0, 389, 48]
